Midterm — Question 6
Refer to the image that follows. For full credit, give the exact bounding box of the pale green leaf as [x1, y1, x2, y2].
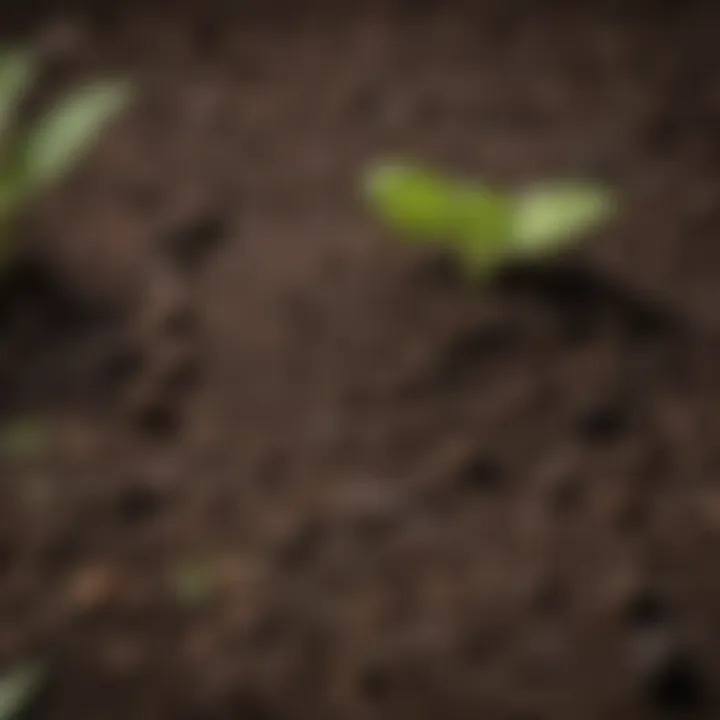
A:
[22, 80, 132, 189]
[0, 662, 44, 720]
[512, 183, 616, 255]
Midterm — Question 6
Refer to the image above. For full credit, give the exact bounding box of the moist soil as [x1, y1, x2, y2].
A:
[2, 1, 720, 718]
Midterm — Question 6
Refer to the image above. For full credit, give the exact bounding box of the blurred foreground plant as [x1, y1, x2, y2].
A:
[364, 162, 617, 280]
[0, 46, 132, 270]
[0, 662, 44, 720]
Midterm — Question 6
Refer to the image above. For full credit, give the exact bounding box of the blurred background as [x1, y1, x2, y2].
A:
[2, 0, 720, 717]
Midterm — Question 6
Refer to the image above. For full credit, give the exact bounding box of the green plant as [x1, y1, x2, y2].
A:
[170, 557, 218, 609]
[0, 46, 132, 270]
[363, 161, 617, 279]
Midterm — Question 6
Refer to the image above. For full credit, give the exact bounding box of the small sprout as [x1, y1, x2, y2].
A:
[0, 46, 133, 270]
[363, 161, 617, 279]
[0, 662, 45, 720]
[0, 418, 46, 461]
[170, 558, 217, 609]
[20, 80, 133, 190]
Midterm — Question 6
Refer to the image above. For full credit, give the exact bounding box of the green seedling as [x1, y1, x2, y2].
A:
[0, 662, 44, 720]
[363, 162, 617, 279]
[170, 558, 218, 609]
[0, 418, 46, 462]
[0, 46, 133, 270]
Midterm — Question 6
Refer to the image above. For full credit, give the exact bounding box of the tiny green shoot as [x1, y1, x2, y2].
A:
[0, 46, 133, 271]
[0, 662, 45, 720]
[170, 558, 217, 609]
[0, 418, 46, 461]
[363, 162, 617, 279]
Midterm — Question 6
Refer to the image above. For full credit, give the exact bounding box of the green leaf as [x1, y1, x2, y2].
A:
[364, 162, 516, 276]
[364, 163, 465, 240]
[364, 163, 513, 242]
[21, 80, 132, 190]
[0, 662, 44, 720]
[0, 48, 37, 141]
[512, 183, 616, 255]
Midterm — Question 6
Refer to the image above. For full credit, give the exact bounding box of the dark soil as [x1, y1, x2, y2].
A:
[3, 1, 720, 718]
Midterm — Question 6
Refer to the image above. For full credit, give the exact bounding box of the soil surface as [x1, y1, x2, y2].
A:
[3, 1, 720, 718]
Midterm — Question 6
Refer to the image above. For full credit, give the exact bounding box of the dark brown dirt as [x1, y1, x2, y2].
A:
[3, 1, 720, 718]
